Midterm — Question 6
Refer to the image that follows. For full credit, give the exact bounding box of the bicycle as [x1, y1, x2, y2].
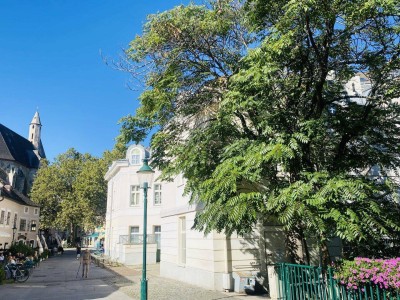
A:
[23, 260, 35, 275]
[3, 263, 30, 283]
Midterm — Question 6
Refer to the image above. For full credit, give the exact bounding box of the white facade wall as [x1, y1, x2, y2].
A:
[344, 73, 372, 105]
[159, 174, 265, 291]
[105, 145, 269, 291]
[160, 206, 267, 291]
[104, 144, 171, 265]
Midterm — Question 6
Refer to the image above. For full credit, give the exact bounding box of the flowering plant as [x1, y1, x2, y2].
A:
[334, 257, 400, 292]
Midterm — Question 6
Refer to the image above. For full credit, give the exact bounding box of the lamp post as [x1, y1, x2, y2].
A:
[136, 158, 155, 300]
[12, 225, 17, 244]
[0, 181, 4, 201]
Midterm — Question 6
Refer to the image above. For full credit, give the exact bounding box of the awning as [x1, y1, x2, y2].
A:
[84, 232, 99, 238]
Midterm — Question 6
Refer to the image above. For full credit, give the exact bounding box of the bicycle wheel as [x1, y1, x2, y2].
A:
[15, 267, 29, 283]
[4, 266, 11, 279]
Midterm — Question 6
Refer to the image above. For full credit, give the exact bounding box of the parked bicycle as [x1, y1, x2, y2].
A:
[3, 263, 30, 282]
[23, 259, 35, 274]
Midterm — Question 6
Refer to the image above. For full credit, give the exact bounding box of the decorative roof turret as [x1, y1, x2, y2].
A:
[28, 111, 45, 159]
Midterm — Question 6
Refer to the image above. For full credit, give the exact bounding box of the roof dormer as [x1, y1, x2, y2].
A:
[126, 144, 150, 166]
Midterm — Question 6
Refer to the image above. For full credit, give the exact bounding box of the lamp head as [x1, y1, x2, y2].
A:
[136, 158, 155, 188]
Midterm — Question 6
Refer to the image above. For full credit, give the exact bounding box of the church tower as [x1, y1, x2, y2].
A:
[29, 111, 42, 149]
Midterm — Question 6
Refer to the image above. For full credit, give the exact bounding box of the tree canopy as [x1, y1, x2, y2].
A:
[30, 145, 126, 238]
[119, 0, 400, 261]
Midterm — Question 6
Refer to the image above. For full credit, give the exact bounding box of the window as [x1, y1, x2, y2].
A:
[131, 149, 141, 165]
[154, 184, 162, 205]
[178, 217, 186, 265]
[19, 219, 26, 231]
[154, 226, 161, 249]
[34, 208, 39, 215]
[130, 226, 140, 243]
[6, 212, 10, 225]
[0, 210, 4, 224]
[130, 185, 140, 206]
[30, 220, 37, 232]
[24, 207, 29, 214]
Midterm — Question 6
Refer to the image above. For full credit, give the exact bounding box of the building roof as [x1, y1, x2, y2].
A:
[0, 123, 42, 168]
[31, 111, 41, 126]
[36, 139, 46, 159]
[29, 111, 46, 158]
[1, 185, 39, 207]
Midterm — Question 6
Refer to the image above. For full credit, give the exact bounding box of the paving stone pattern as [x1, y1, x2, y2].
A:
[0, 249, 269, 300]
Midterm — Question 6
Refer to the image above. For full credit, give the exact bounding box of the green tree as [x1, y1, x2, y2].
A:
[74, 143, 127, 229]
[31, 149, 92, 239]
[30, 145, 126, 240]
[119, 0, 400, 264]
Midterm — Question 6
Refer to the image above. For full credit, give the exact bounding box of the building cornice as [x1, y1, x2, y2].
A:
[160, 202, 203, 218]
[104, 159, 129, 181]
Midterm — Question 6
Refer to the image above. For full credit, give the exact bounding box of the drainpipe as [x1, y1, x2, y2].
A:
[222, 234, 232, 292]
[107, 182, 114, 257]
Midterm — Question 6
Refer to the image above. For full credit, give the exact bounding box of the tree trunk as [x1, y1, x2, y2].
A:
[285, 231, 301, 263]
[320, 241, 331, 267]
[300, 231, 311, 265]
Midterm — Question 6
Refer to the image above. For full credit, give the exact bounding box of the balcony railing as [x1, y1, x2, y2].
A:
[119, 234, 161, 248]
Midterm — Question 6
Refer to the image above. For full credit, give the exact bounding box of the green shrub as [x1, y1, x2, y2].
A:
[0, 266, 5, 284]
[334, 257, 400, 292]
[9, 242, 35, 257]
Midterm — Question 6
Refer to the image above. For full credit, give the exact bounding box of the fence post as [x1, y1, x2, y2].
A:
[268, 265, 280, 300]
[328, 268, 337, 300]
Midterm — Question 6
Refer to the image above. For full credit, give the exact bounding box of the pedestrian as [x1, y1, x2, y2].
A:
[16, 252, 25, 262]
[81, 248, 91, 278]
[76, 244, 81, 259]
[0, 252, 4, 264]
[8, 255, 16, 265]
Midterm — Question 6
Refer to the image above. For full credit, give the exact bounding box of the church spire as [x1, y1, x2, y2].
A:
[29, 110, 42, 149]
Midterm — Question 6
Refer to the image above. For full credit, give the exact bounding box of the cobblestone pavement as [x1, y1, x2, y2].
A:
[0, 249, 131, 300]
[103, 259, 270, 300]
[0, 249, 269, 300]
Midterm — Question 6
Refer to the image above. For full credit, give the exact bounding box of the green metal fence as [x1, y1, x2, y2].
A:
[276, 263, 400, 300]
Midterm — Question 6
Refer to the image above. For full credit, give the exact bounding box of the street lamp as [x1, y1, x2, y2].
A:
[136, 158, 155, 300]
[12, 224, 17, 244]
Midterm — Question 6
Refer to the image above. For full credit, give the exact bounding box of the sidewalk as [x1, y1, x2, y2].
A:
[0, 248, 270, 299]
[0, 248, 132, 300]
[103, 260, 270, 300]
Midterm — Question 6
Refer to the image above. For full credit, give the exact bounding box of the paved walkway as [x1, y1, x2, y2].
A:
[0, 249, 269, 300]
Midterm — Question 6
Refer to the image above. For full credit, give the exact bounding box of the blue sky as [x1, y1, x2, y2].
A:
[0, 0, 194, 161]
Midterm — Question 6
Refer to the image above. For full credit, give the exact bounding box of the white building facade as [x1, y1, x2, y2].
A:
[104, 145, 281, 292]
[104, 144, 170, 265]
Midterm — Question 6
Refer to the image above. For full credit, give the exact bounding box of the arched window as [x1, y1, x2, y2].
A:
[131, 149, 141, 165]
